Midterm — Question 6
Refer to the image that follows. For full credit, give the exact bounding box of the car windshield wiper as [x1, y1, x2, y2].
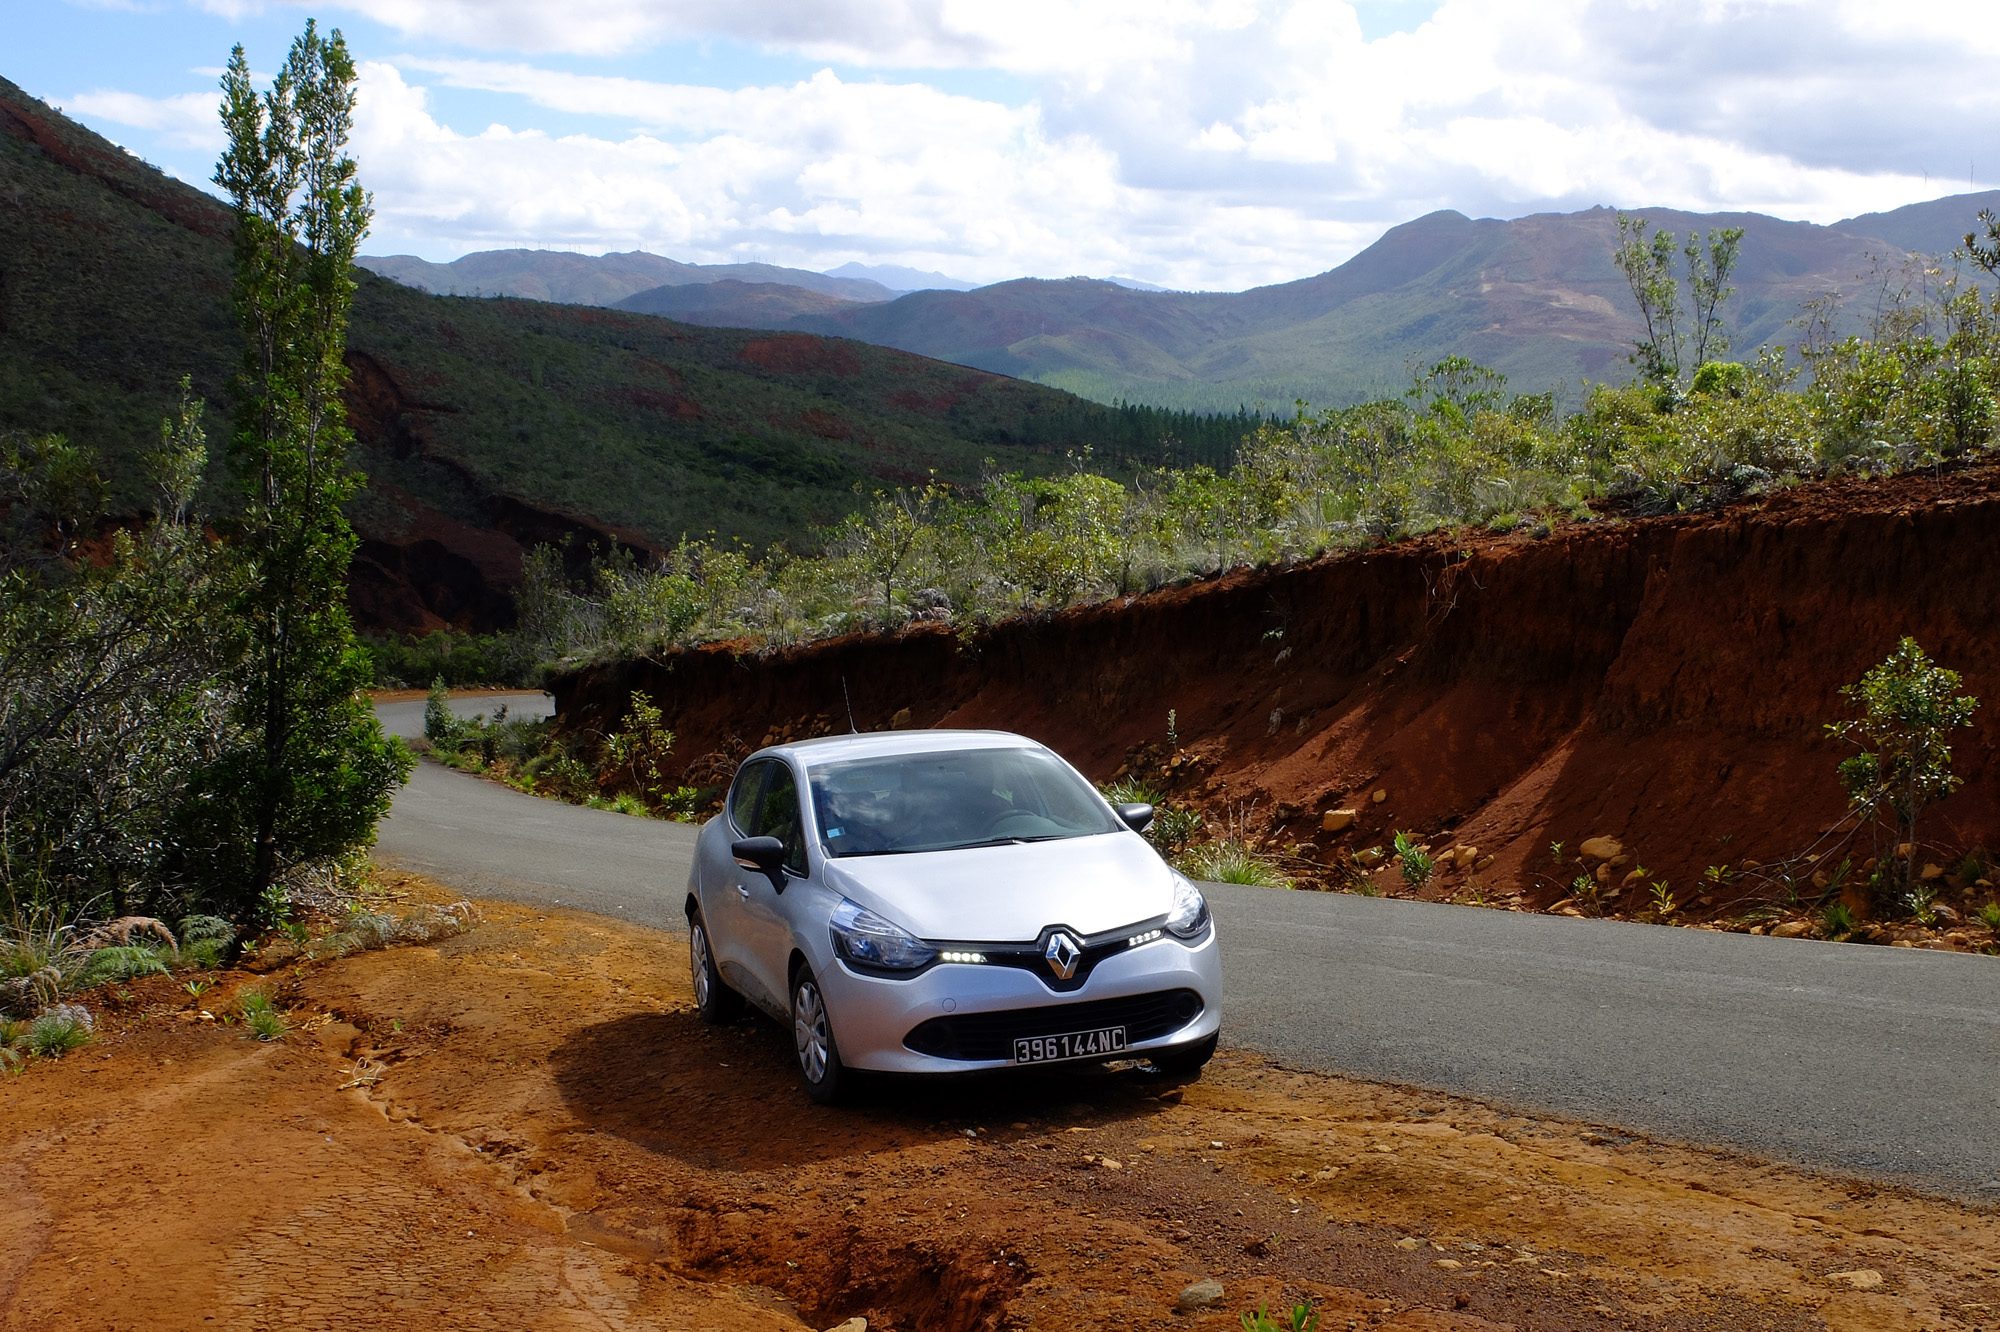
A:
[829, 833, 1077, 857]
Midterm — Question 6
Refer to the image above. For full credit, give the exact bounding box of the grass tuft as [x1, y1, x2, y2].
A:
[1177, 839, 1291, 888]
[240, 992, 288, 1042]
[26, 1005, 93, 1058]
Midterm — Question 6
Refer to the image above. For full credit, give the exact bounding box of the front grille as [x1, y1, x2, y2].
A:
[903, 988, 1205, 1061]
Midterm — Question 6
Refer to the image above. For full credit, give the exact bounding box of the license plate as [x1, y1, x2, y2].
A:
[1013, 1025, 1129, 1064]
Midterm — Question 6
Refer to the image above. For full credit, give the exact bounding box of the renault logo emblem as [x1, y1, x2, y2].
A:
[1044, 931, 1082, 981]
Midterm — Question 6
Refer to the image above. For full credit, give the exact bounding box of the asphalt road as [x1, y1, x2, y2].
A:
[373, 693, 698, 928]
[373, 697, 2000, 1200]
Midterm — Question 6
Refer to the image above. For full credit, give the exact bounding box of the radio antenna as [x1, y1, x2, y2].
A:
[842, 676, 858, 733]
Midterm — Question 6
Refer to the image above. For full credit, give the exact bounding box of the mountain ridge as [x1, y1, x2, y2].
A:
[358, 249, 898, 306]
[787, 196, 2000, 410]
[378, 189, 2000, 413]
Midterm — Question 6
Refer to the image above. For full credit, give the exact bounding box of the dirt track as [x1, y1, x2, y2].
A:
[3, 877, 1996, 1332]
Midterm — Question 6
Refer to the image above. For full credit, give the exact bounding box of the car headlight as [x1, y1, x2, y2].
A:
[1165, 875, 1211, 939]
[829, 899, 938, 971]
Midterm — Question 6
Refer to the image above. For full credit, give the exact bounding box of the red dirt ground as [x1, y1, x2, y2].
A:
[3, 875, 1995, 1332]
[562, 462, 2000, 922]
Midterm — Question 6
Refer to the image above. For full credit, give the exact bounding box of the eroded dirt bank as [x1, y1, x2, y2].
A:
[4, 878, 1996, 1332]
[563, 464, 2000, 912]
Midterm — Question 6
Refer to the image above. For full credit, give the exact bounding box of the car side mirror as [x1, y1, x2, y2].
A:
[731, 836, 788, 889]
[1115, 803, 1154, 834]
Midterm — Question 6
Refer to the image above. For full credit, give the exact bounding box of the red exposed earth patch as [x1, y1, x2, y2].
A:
[562, 463, 2000, 908]
[740, 334, 863, 377]
[793, 407, 855, 440]
[624, 386, 704, 418]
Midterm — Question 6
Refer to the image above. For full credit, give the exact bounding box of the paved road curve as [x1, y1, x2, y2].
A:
[374, 697, 2000, 1200]
[374, 693, 698, 930]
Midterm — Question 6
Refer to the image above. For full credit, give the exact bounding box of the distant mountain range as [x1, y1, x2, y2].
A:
[365, 192, 2000, 412]
[823, 261, 980, 292]
[791, 197, 2000, 411]
[358, 249, 901, 305]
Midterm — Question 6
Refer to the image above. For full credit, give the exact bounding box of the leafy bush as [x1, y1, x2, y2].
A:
[1827, 638, 1980, 898]
[1393, 831, 1434, 888]
[422, 682, 561, 786]
[177, 915, 236, 969]
[1100, 777, 1205, 856]
[370, 631, 533, 689]
[1978, 902, 2000, 931]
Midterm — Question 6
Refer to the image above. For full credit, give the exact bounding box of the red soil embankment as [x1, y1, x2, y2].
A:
[559, 465, 2000, 907]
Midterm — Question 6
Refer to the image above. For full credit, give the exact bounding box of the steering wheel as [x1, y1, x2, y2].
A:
[985, 809, 1046, 837]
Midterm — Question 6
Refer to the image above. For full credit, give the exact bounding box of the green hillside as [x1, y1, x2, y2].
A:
[0, 75, 1250, 594]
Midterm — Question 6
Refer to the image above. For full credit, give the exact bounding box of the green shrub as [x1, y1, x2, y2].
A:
[370, 632, 534, 689]
[1393, 831, 1434, 888]
[1827, 638, 1980, 898]
[1099, 778, 1204, 856]
[1978, 902, 2000, 931]
[177, 915, 236, 969]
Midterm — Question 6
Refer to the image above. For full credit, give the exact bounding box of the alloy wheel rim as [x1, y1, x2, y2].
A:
[690, 924, 712, 1007]
[794, 980, 829, 1082]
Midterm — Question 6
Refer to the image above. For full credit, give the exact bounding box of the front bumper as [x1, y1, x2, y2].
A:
[819, 925, 1222, 1073]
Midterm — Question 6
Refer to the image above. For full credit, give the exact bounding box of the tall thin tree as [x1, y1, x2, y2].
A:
[1684, 226, 1744, 371]
[1613, 212, 1685, 386]
[193, 21, 409, 914]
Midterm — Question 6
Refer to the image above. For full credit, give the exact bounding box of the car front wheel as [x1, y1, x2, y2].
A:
[689, 909, 743, 1024]
[791, 967, 849, 1104]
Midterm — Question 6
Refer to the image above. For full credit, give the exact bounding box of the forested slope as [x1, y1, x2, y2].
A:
[0, 75, 1241, 632]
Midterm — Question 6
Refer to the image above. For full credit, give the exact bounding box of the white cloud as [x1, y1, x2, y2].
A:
[77, 1, 1994, 286]
[66, 89, 223, 151]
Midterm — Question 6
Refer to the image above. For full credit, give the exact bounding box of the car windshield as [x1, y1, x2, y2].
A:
[809, 747, 1122, 857]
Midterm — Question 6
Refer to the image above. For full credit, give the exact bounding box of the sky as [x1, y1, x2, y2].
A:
[6, 1, 1998, 290]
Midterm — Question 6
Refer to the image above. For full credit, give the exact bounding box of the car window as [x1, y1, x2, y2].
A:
[809, 747, 1121, 857]
[729, 760, 770, 833]
[754, 765, 808, 875]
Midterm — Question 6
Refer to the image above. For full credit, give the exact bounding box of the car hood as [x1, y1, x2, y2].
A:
[820, 832, 1177, 941]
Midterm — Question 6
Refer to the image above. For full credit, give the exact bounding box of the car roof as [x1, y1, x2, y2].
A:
[762, 729, 1049, 770]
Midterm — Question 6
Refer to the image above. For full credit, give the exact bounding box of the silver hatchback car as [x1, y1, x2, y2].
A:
[685, 729, 1222, 1102]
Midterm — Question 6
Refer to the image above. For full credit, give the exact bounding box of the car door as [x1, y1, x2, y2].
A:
[737, 760, 809, 1006]
[706, 759, 773, 1004]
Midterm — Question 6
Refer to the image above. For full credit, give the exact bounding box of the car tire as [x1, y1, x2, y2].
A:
[791, 966, 849, 1105]
[689, 909, 743, 1024]
[1148, 1032, 1217, 1076]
